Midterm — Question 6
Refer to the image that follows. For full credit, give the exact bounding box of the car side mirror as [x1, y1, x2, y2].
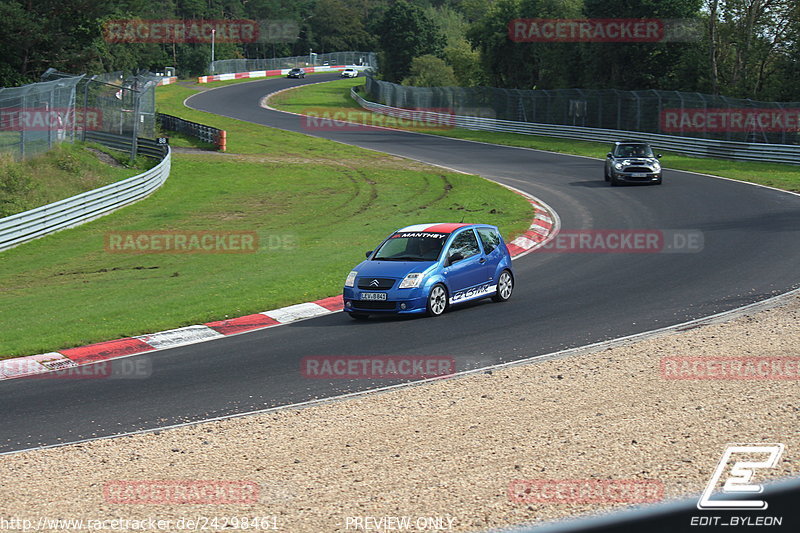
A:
[365, 250, 373, 259]
[606, 152, 613, 158]
[447, 252, 464, 266]
[656, 154, 662, 159]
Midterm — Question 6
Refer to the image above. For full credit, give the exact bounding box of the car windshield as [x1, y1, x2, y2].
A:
[614, 144, 654, 158]
[372, 232, 447, 261]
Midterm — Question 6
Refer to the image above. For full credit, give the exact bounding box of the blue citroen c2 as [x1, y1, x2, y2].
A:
[343, 223, 514, 319]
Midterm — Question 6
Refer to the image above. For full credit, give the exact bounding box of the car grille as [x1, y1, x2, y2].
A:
[357, 278, 395, 290]
[625, 166, 653, 173]
[352, 300, 396, 310]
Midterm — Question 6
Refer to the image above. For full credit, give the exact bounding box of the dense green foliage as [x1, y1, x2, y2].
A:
[0, 0, 797, 100]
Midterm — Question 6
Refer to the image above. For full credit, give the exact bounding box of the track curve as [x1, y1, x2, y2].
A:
[1, 73, 799, 454]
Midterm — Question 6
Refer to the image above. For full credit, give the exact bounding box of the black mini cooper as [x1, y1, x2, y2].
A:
[604, 141, 663, 185]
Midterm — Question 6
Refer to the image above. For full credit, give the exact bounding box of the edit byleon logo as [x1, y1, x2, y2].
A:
[697, 444, 784, 511]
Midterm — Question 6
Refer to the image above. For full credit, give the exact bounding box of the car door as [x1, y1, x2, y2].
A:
[475, 227, 503, 290]
[442, 229, 485, 295]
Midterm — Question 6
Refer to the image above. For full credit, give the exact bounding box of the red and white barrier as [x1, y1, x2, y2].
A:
[197, 65, 369, 84]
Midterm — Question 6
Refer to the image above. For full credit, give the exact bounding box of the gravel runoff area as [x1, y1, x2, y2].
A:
[1, 293, 798, 532]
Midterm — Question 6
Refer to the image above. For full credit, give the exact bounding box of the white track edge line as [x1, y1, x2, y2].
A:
[3, 286, 797, 457]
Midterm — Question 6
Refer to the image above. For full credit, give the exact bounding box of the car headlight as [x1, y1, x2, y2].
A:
[399, 272, 424, 289]
[652, 161, 661, 171]
[345, 271, 358, 287]
[614, 163, 623, 170]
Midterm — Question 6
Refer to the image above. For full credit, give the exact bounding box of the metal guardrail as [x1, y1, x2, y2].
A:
[351, 88, 800, 166]
[84, 131, 167, 159]
[156, 113, 226, 151]
[0, 137, 171, 252]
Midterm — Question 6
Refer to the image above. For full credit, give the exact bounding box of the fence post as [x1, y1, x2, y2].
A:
[131, 86, 140, 162]
[19, 87, 27, 160]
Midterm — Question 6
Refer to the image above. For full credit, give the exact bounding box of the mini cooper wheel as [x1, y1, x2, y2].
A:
[426, 284, 448, 317]
[604, 167, 610, 181]
[492, 270, 514, 302]
[348, 312, 369, 320]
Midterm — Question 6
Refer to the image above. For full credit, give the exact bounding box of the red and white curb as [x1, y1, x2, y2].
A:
[0, 296, 347, 380]
[0, 90, 558, 381]
[502, 185, 559, 260]
[0, 194, 557, 381]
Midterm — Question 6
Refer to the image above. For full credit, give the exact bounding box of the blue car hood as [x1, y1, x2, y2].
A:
[354, 260, 435, 278]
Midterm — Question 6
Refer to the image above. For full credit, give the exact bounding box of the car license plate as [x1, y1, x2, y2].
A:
[361, 292, 387, 301]
[632, 173, 647, 178]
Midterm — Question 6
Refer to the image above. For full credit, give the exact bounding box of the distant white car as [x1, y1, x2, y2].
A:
[341, 68, 358, 78]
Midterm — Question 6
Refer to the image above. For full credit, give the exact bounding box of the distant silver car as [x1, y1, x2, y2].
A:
[604, 141, 662, 185]
[340, 68, 358, 78]
[287, 68, 305, 79]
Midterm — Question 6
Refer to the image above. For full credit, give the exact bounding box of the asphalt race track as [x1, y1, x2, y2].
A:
[2, 73, 799, 453]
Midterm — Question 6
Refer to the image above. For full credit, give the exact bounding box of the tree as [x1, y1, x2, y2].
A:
[310, 0, 376, 53]
[709, 0, 797, 98]
[444, 43, 485, 86]
[467, 0, 583, 89]
[580, 0, 703, 90]
[401, 54, 457, 86]
[376, 0, 446, 82]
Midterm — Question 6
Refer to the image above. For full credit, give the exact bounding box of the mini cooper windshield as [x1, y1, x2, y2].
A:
[614, 143, 655, 158]
[372, 232, 447, 261]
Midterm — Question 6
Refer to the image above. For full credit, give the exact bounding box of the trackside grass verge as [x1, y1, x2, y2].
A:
[268, 78, 800, 193]
[0, 142, 154, 218]
[0, 83, 533, 358]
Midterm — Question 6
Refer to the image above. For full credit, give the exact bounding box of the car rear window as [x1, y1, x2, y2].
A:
[477, 228, 501, 254]
[447, 230, 480, 261]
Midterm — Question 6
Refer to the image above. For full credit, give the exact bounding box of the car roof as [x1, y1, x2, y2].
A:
[395, 223, 491, 234]
[614, 140, 650, 145]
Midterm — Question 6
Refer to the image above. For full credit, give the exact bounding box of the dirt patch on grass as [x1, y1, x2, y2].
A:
[85, 147, 125, 168]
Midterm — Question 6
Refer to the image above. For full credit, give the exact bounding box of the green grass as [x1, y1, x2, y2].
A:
[0, 81, 533, 358]
[269, 79, 800, 193]
[0, 142, 153, 217]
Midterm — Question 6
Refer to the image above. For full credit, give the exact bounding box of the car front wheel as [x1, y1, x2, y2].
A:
[492, 270, 514, 302]
[426, 284, 448, 317]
